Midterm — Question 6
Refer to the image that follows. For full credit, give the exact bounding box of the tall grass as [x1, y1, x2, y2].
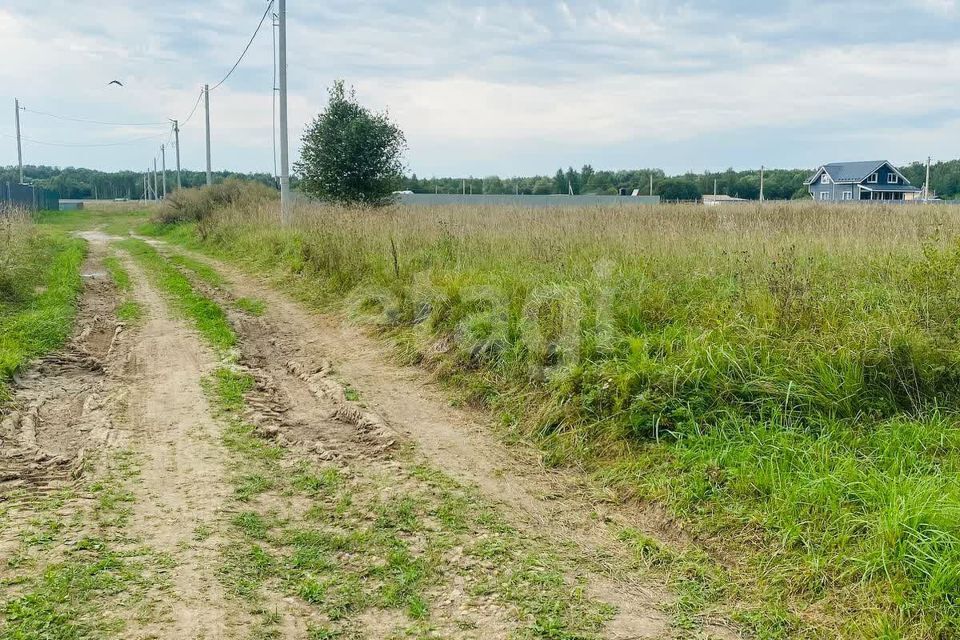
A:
[150, 198, 960, 638]
[0, 210, 85, 401]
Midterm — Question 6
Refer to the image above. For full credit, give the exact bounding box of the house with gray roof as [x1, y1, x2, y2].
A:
[804, 160, 921, 202]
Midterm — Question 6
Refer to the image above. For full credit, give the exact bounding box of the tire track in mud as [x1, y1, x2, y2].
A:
[155, 244, 736, 639]
[2, 232, 250, 638]
[115, 250, 247, 638]
[0, 231, 127, 498]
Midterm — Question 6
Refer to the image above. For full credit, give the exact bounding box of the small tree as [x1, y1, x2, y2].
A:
[295, 81, 406, 207]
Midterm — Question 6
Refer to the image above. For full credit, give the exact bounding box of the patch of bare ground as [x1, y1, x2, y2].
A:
[164, 245, 739, 639]
[114, 252, 250, 638]
[0, 235, 126, 498]
[0, 233, 178, 637]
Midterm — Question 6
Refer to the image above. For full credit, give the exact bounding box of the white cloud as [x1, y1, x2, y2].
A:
[1, 1, 959, 174]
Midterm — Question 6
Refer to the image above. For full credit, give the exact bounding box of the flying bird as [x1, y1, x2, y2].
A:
[107, 80, 124, 87]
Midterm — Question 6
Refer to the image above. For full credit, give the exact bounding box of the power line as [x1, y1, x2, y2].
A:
[20, 106, 167, 127]
[1, 130, 169, 148]
[179, 89, 205, 129]
[209, 0, 275, 92]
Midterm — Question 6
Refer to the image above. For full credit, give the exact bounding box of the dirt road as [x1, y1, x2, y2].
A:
[0, 231, 740, 639]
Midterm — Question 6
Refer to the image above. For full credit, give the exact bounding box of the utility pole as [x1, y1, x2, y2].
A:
[714, 179, 718, 196]
[161, 145, 167, 200]
[14, 99, 23, 184]
[649, 174, 653, 196]
[925, 156, 932, 202]
[153, 159, 159, 202]
[204, 84, 213, 186]
[142, 174, 147, 202]
[272, 12, 279, 184]
[759, 165, 765, 203]
[278, 0, 292, 225]
[172, 120, 182, 190]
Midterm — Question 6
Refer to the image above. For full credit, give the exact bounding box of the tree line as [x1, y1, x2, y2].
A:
[6, 159, 960, 203]
[0, 165, 277, 200]
[403, 160, 960, 201]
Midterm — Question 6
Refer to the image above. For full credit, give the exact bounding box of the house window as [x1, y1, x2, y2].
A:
[820, 174, 830, 184]
[820, 191, 831, 200]
[842, 191, 853, 200]
[868, 173, 879, 183]
[888, 173, 899, 184]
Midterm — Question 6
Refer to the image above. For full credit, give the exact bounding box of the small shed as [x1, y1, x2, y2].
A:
[59, 200, 85, 211]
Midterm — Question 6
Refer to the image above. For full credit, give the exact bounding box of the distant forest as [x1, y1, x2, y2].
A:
[0, 165, 277, 200]
[401, 160, 960, 201]
[4, 159, 960, 201]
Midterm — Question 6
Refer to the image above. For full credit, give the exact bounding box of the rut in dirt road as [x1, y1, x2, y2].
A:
[117, 252, 248, 638]
[0, 232, 125, 496]
[153, 240, 744, 639]
[2, 228, 740, 639]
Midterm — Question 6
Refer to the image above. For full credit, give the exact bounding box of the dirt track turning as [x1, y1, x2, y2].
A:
[0, 230, 741, 639]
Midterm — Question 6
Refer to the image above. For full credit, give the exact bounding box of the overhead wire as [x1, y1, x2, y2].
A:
[178, 89, 205, 129]
[13, 0, 276, 181]
[209, 0, 275, 92]
[1, 130, 170, 148]
[20, 106, 167, 127]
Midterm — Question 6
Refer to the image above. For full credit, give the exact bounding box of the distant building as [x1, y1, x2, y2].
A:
[805, 160, 921, 202]
[703, 194, 748, 206]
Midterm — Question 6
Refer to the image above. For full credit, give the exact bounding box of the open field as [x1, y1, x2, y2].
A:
[137, 197, 960, 639]
[4, 199, 960, 639]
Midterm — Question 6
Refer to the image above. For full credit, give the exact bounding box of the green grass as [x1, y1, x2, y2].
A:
[103, 254, 143, 323]
[102, 256, 132, 292]
[0, 449, 169, 639]
[34, 208, 150, 237]
[234, 297, 267, 316]
[0, 222, 85, 402]
[135, 199, 960, 639]
[119, 239, 234, 352]
[203, 359, 621, 639]
[167, 252, 225, 286]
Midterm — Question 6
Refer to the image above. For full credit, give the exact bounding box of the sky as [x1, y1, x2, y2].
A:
[1, 0, 959, 177]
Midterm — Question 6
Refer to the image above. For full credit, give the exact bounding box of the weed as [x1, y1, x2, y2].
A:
[141, 199, 960, 638]
[119, 239, 235, 352]
[234, 297, 267, 316]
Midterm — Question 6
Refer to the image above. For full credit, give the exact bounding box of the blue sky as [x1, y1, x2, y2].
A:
[1, 0, 959, 177]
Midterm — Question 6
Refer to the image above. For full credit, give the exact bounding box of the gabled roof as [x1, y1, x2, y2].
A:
[804, 160, 911, 186]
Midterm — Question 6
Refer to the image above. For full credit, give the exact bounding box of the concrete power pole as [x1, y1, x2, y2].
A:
[14, 99, 23, 184]
[161, 145, 167, 200]
[204, 84, 213, 186]
[173, 120, 182, 190]
[759, 165, 765, 203]
[153, 159, 159, 202]
[925, 156, 932, 202]
[649, 174, 653, 196]
[278, 0, 292, 225]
